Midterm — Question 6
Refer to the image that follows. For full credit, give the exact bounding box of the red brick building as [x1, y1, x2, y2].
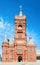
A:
[2, 8, 36, 62]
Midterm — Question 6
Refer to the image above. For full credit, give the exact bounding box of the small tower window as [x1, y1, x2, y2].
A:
[18, 25, 22, 30]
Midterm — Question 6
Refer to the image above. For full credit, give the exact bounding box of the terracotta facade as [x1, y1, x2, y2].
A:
[2, 14, 36, 62]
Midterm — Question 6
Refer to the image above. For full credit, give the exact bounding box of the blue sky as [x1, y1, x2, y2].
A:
[0, 0, 40, 56]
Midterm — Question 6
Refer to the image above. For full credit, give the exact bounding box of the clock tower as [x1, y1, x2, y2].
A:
[14, 6, 27, 45]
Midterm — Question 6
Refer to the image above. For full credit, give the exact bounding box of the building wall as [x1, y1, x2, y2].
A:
[2, 15, 36, 62]
[2, 43, 36, 62]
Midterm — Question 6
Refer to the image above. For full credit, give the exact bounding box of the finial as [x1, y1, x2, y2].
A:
[28, 37, 33, 44]
[4, 33, 8, 42]
[20, 5, 22, 11]
[4, 34, 7, 42]
[19, 5, 23, 16]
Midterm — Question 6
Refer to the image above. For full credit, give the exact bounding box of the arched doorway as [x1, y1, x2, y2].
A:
[18, 56, 22, 62]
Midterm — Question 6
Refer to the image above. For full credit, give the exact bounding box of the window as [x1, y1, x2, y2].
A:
[4, 56, 6, 59]
[4, 47, 8, 53]
[9, 55, 13, 59]
[10, 50, 13, 52]
[6, 57, 8, 60]
[30, 48, 32, 52]
[30, 48, 32, 58]
[17, 46, 22, 52]
[4, 56, 8, 60]
[18, 25, 22, 28]
[10, 48, 13, 53]
[18, 25, 22, 30]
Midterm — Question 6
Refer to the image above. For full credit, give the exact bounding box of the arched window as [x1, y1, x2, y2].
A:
[18, 25, 22, 30]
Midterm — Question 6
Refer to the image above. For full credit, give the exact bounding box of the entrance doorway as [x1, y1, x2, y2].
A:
[18, 56, 22, 62]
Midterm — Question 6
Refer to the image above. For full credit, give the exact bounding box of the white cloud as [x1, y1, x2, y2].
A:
[0, 17, 4, 22]
[0, 17, 4, 29]
[0, 22, 4, 28]
[0, 17, 15, 41]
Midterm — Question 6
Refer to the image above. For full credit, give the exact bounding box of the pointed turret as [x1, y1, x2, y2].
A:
[4, 34, 7, 43]
[4, 34, 9, 43]
[28, 37, 34, 44]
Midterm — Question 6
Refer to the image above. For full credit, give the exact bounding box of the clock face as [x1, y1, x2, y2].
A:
[18, 26, 22, 30]
[18, 25, 22, 30]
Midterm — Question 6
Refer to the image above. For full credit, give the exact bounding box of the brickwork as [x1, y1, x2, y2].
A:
[2, 15, 36, 62]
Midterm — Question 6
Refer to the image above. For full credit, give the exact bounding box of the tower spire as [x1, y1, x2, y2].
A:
[19, 5, 23, 16]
